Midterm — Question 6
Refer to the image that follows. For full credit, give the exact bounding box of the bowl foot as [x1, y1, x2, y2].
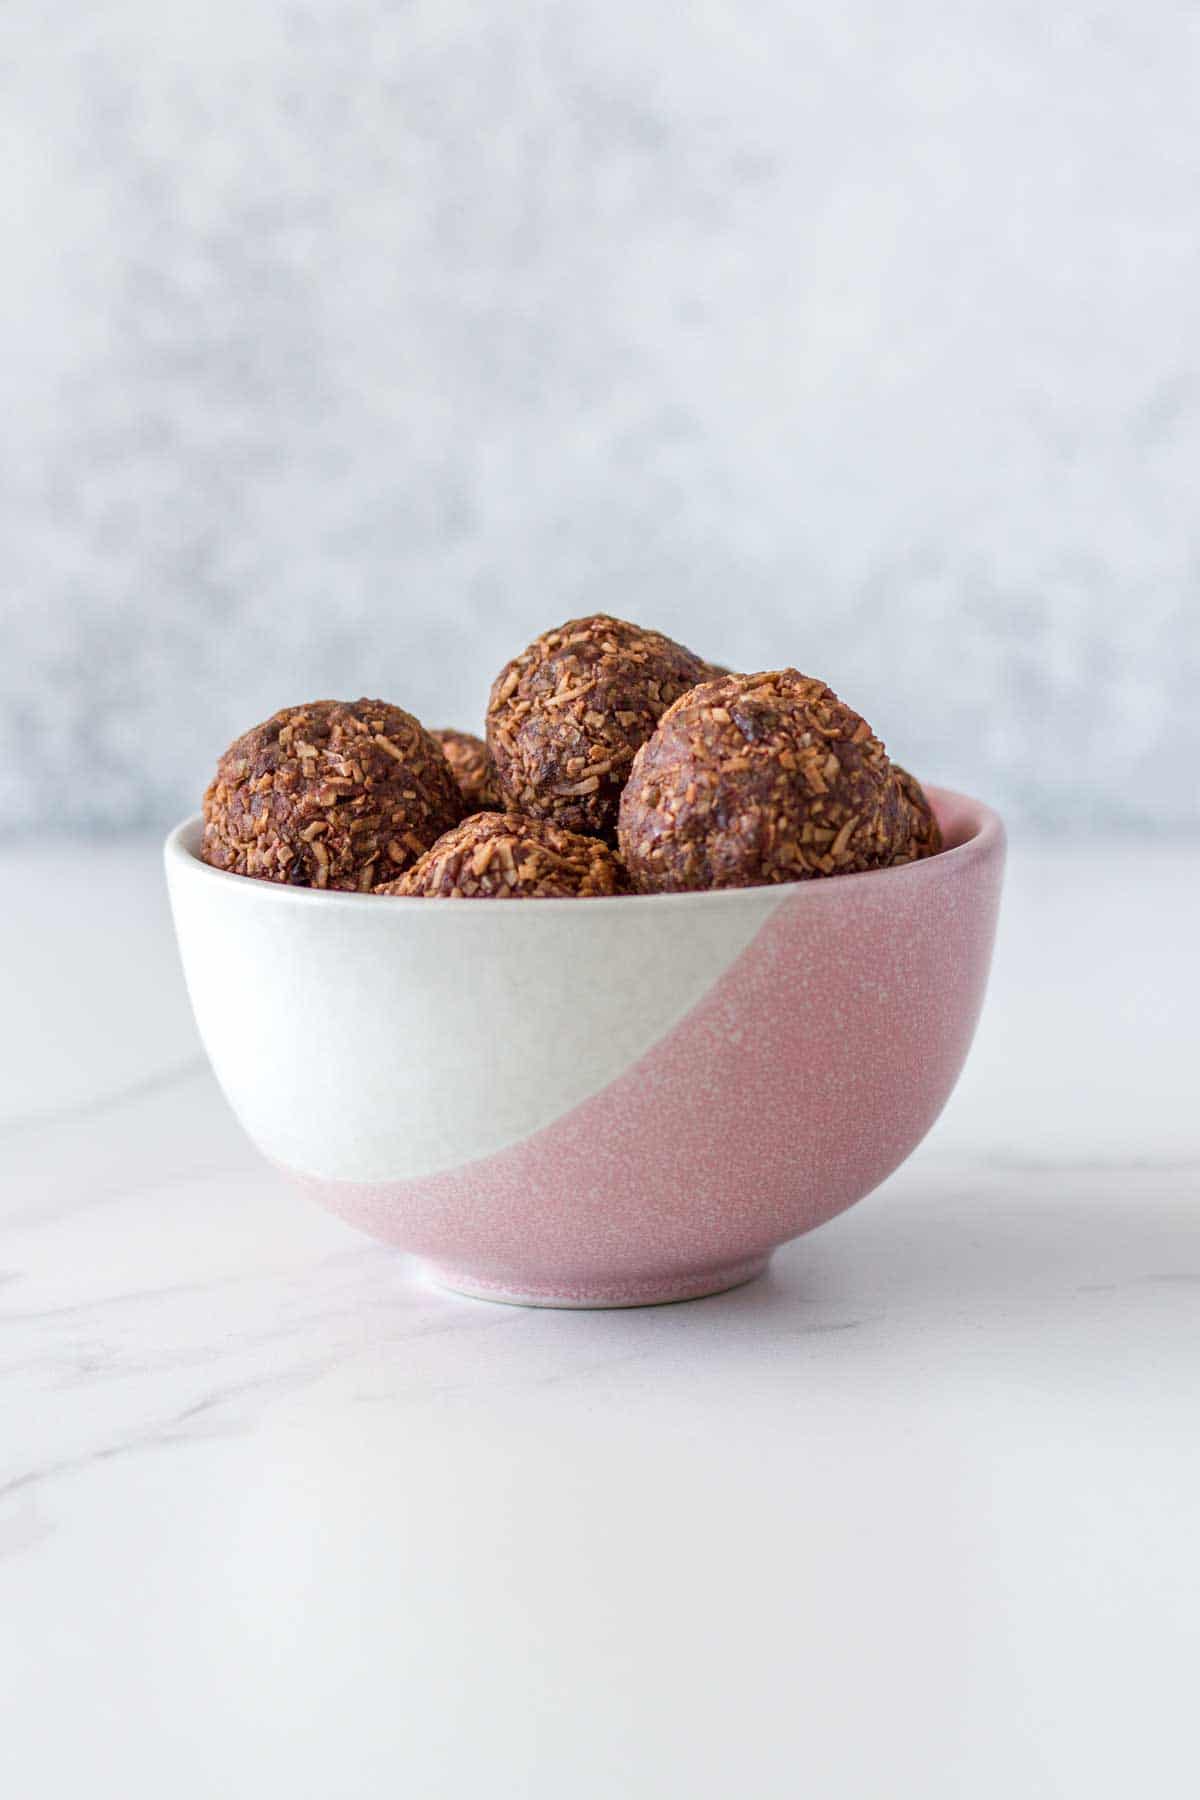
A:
[421, 1253, 771, 1310]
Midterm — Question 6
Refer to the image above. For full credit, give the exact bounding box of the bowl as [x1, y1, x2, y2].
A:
[165, 787, 1004, 1307]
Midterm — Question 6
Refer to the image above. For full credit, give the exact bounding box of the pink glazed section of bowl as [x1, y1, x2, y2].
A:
[297, 788, 1004, 1307]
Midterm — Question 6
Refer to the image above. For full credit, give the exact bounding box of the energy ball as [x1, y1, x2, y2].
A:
[378, 811, 629, 899]
[431, 729, 502, 811]
[486, 614, 712, 841]
[618, 670, 906, 894]
[203, 699, 463, 890]
[889, 765, 943, 863]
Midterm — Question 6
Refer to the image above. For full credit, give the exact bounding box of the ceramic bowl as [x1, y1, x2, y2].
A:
[165, 787, 1003, 1307]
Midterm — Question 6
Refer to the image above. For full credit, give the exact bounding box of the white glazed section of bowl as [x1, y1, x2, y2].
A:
[165, 818, 794, 1183]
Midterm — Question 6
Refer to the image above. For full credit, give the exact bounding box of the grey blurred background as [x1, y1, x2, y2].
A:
[3, 1, 1198, 836]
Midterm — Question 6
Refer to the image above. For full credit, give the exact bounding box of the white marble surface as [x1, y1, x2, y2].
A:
[2, 837, 1198, 1797]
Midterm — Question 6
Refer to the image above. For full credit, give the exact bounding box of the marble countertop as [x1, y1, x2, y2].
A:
[2, 837, 1198, 1798]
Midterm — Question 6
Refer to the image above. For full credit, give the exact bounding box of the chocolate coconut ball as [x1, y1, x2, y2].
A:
[203, 699, 463, 890]
[486, 615, 712, 841]
[431, 729, 502, 811]
[889, 765, 943, 864]
[378, 811, 629, 900]
[618, 670, 907, 894]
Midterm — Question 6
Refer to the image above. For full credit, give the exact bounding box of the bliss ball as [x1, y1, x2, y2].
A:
[378, 811, 630, 899]
[202, 699, 464, 890]
[618, 670, 906, 894]
[486, 614, 712, 842]
[431, 729, 502, 811]
[888, 765, 943, 864]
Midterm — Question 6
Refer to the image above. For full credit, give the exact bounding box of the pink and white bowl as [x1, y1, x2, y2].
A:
[165, 787, 1004, 1308]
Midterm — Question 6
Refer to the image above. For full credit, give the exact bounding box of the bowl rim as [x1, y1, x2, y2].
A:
[164, 784, 1004, 918]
